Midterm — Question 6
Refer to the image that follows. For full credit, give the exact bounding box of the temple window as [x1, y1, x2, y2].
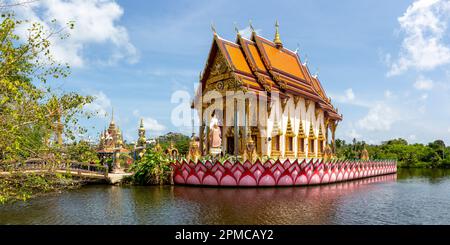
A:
[308, 124, 316, 157]
[271, 121, 281, 157]
[285, 118, 295, 157]
[298, 138, 305, 153]
[287, 136, 293, 151]
[272, 135, 280, 151]
[317, 126, 325, 156]
[309, 138, 315, 153]
[297, 122, 306, 157]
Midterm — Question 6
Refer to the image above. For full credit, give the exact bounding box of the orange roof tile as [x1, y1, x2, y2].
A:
[223, 43, 253, 74]
[198, 32, 341, 121]
[254, 35, 305, 80]
[248, 43, 267, 72]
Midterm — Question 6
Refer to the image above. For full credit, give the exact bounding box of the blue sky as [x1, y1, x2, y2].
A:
[10, 0, 450, 145]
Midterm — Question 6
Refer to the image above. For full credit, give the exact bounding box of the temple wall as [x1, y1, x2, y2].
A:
[197, 92, 328, 159]
[265, 96, 326, 159]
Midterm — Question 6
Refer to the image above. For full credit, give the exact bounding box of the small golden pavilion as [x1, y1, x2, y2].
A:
[193, 22, 342, 160]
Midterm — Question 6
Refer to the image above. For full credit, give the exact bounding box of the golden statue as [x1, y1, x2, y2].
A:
[165, 141, 179, 160]
[209, 112, 222, 156]
[244, 134, 257, 162]
[187, 134, 201, 163]
[154, 140, 162, 152]
[360, 147, 369, 161]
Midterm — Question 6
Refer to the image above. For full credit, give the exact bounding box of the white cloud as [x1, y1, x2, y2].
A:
[414, 76, 434, 90]
[420, 93, 429, 100]
[146, 68, 198, 77]
[387, 0, 450, 76]
[332, 88, 355, 103]
[347, 128, 361, 139]
[357, 103, 400, 131]
[142, 117, 166, 132]
[13, 0, 138, 67]
[132, 109, 140, 117]
[85, 91, 111, 118]
[384, 90, 394, 98]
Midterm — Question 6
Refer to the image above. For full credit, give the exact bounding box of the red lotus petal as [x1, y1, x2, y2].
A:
[220, 174, 237, 186]
[202, 174, 219, 186]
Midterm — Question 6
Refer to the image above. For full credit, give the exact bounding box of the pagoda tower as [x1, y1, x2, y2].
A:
[137, 118, 146, 148]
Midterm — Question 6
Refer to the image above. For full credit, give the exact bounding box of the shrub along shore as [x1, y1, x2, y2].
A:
[0, 172, 86, 204]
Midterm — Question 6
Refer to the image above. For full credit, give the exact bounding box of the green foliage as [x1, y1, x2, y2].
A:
[155, 132, 190, 155]
[131, 149, 171, 185]
[66, 141, 99, 164]
[336, 138, 450, 169]
[0, 14, 93, 162]
[0, 172, 79, 204]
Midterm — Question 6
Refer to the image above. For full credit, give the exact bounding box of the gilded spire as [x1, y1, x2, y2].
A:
[111, 107, 115, 125]
[140, 118, 144, 129]
[274, 20, 282, 48]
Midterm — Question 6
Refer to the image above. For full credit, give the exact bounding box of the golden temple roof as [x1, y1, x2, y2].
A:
[200, 24, 342, 120]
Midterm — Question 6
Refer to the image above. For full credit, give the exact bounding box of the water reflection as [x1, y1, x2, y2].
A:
[398, 168, 450, 183]
[171, 175, 397, 224]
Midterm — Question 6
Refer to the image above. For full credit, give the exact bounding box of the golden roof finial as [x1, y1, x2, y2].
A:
[234, 22, 240, 37]
[140, 118, 144, 128]
[303, 54, 309, 66]
[313, 67, 320, 78]
[249, 20, 255, 33]
[274, 20, 282, 48]
[211, 22, 217, 35]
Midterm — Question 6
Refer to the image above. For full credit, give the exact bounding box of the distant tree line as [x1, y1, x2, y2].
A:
[153, 132, 190, 155]
[336, 138, 450, 168]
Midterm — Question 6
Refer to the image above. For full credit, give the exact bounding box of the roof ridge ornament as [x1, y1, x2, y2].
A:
[249, 20, 255, 33]
[234, 22, 240, 37]
[294, 43, 300, 55]
[303, 54, 309, 66]
[274, 20, 283, 48]
[313, 67, 320, 78]
[211, 22, 217, 35]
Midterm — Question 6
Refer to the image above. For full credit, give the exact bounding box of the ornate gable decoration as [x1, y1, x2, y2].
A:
[205, 51, 242, 93]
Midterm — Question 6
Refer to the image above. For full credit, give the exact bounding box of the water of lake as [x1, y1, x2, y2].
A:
[1, 169, 450, 225]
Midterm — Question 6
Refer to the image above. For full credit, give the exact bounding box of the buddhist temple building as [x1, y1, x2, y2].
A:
[193, 22, 342, 160]
[97, 110, 130, 164]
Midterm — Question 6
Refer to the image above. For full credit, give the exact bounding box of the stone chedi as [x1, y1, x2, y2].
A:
[193, 22, 342, 160]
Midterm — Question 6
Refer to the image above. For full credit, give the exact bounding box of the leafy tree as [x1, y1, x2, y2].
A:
[0, 14, 92, 163]
[66, 141, 99, 164]
[335, 137, 450, 169]
[156, 132, 190, 155]
[131, 149, 171, 185]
